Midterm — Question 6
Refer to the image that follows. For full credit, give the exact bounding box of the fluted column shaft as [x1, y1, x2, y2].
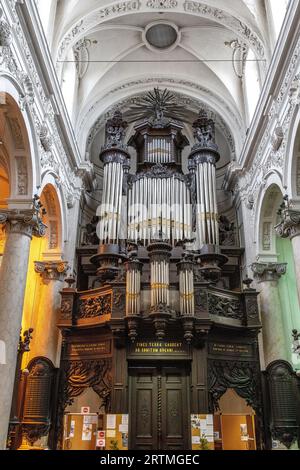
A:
[0, 209, 45, 449]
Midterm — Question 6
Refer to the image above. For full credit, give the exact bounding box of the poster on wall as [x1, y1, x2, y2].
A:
[98, 414, 129, 450]
[82, 423, 92, 441]
[240, 423, 249, 441]
[69, 420, 75, 438]
[191, 414, 214, 450]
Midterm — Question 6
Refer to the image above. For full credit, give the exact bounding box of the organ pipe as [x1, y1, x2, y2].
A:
[147, 242, 172, 307]
[98, 110, 130, 246]
[189, 110, 220, 248]
[178, 255, 195, 316]
[126, 258, 143, 316]
[127, 175, 192, 246]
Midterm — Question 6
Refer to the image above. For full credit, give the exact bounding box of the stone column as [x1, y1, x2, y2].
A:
[32, 261, 69, 366]
[251, 262, 287, 365]
[0, 208, 46, 449]
[275, 208, 300, 304]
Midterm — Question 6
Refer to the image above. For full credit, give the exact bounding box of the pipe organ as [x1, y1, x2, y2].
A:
[55, 91, 263, 452]
[95, 102, 224, 328]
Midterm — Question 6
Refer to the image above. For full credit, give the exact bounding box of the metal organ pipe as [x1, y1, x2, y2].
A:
[178, 257, 195, 316]
[190, 111, 220, 248]
[148, 243, 172, 307]
[98, 157, 126, 245]
[126, 259, 142, 316]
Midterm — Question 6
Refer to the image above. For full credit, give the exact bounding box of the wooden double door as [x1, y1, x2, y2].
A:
[129, 363, 190, 450]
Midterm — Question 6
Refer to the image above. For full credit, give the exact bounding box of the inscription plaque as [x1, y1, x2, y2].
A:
[209, 342, 253, 357]
[68, 340, 111, 358]
[129, 339, 189, 357]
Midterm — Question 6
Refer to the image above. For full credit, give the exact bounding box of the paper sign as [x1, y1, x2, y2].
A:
[82, 423, 92, 441]
[119, 424, 128, 433]
[192, 436, 200, 444]
[83, 415, 92, 424]
[206, 415, 213, 425]
[107, 430, 116, 438]
[90, 416, 98, 424]
[107, 414, 116, 429]
[97, 439, 105, 448]
[200, 419, 207, 428]
[122, 415, 129, 425]
[69, 420, 75, 438]
[81, 406, 90, 414]
[214, 432, 220, 440]
[122, 433, 128, 447]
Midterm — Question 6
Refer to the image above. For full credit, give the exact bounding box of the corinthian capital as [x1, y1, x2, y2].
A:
[251, 262, 287, 283]
[34, 261, 69, 281]
[0, 207, 46, 239]
[275, 209, 300, 239]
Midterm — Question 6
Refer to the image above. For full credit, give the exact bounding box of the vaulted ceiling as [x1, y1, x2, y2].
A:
[37, 1, 287, 166]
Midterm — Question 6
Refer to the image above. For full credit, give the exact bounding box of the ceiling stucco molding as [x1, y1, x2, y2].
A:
[76, 76, 244, 157]
[0, 1, 93, 198]
[54, 0, 266, 78]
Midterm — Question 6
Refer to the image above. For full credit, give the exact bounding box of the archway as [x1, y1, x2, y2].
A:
[256, 182, 300, 368]
[21, 182, 65, 369]
[215, 389, 257, 450]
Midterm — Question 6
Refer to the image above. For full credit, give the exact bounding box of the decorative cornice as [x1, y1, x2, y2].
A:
[0, 9, 12, 46]
[275, 209, 300, 240]
[183, 1, 265, 58]
[147, 0, 177, 7]
[251, 262, 287, 283]
[34, 260, 69, 281]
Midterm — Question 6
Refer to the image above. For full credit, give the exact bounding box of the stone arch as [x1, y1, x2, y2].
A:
[0, 75, 40, 201]
[38, 180, 65, 258]
[255, 178, 300, 368]
[256, 179, 284, 260]
[77, 77, 243, 158]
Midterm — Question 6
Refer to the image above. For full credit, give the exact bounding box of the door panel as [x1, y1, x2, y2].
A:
[130, 364, 190, 450]
[130, 367, 158, 450]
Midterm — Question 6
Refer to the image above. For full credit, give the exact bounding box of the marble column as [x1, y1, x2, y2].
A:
[275, 208, 300, 304]
[32, 261, 69, 366]
[251, 262, 287, 366]
[0, 208, 46, 449]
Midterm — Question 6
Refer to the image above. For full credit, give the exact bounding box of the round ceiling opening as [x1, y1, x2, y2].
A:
[145, 23, 178, 50]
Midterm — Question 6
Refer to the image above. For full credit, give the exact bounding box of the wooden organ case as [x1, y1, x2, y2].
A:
[55, 92, 266, 450]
